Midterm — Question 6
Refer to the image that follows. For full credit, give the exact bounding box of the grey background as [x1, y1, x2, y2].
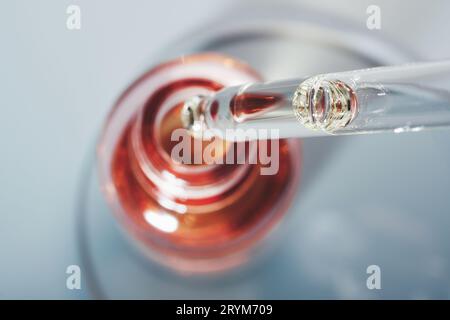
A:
[1, 0, 450, 299]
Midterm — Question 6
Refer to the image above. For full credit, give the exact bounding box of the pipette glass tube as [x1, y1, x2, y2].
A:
[183, 60, 450, 140]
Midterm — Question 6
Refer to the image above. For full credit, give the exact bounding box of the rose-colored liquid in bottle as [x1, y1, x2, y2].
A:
[98, 54, 301, 273]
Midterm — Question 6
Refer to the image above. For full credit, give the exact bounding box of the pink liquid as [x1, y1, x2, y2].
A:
[99, 54, 301, 273]
[230, 92, 283, 119]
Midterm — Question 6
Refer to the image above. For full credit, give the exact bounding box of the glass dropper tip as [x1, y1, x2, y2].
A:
[181, 95, 208, 139]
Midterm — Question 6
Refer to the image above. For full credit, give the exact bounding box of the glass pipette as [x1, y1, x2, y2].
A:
[182, 60, 450, 140]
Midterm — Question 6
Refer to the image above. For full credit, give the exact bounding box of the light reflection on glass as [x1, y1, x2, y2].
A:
[144, 209, 179, 233]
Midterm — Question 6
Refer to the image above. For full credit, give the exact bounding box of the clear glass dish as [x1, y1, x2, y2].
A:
[77, 3, 435, 299]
